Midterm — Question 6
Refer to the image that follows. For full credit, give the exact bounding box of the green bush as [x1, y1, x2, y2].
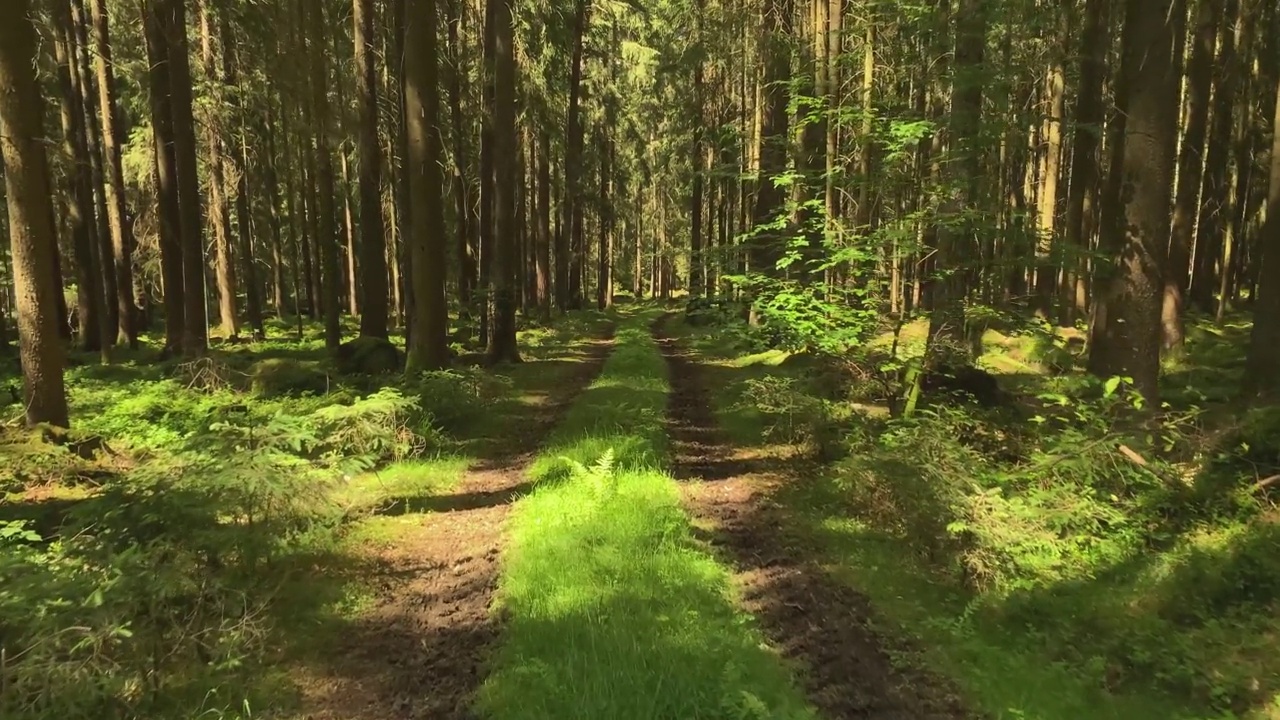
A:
[411, 367, 511, 431]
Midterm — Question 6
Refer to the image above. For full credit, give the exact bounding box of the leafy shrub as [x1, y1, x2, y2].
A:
[249, 358, 330, 397]
[0, 413, 334, 719]
[737, 375, 844, 459]
[411, 367, 511, 431]
[308, 387, 437, 467]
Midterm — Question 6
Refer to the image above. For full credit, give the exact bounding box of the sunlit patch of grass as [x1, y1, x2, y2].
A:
[478, 309, 815, 720]
[334, 456, 470, 515]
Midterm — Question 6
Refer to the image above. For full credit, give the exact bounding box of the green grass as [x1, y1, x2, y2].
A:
[673, 315, 1276, 720]
[0, 310, 617, 720]
[477, 308, 816, 720]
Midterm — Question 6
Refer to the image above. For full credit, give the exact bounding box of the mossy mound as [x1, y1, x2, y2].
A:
[336, 336, 402, 375]
[249, 358, 330, 397]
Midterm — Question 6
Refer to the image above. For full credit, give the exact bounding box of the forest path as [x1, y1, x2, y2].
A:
[652, 313, 972, 720]
[296, 329, 616, 720]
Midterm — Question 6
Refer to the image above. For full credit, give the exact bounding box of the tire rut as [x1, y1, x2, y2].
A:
[298, 328, 616, 720]
[653, 313, 973, 720]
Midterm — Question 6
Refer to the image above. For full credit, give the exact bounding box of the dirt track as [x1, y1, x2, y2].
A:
[653, 313, 973, 720]
[297, 330, 615, 720]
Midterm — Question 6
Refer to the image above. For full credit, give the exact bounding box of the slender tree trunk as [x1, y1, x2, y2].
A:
[446, 0, 476, 320]
[1062, 0, 1109, 326]
[88, 0, 137, 347]
[1034, 9, 1066, 317]
[537, 130, 552, 319]
[142, 1, 184, 352]
[404, 0, 450, 370]
[1245, 71, 1280, 396]
[1190, 0, 1239, 313]
[0, 0, 70, 426]
[223, 17, 262, 338]
[196, 2, 238, 338]
[51, 1, 109, 356]
[750, 0, 792, 278]
[340, 147, 359, 316]
[163, 0, 208, 356]
[597, 132, 613, 309]
[70, 0, 119, 343]
[303, 0, 341, 349]
[1163, 0, 1219, 347]
[487, 0, 520, 361]
[564, 0, 592, 310]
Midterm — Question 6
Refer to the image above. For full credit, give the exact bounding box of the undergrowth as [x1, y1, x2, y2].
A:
[477, 310, 815, 720]
[0, 314, 585, 720]
[677, 309, 1280, 720]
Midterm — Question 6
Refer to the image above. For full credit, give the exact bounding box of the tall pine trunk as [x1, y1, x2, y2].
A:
[0, 0, 71, 427]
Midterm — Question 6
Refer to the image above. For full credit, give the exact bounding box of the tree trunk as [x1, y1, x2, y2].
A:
[355, 0, 388, 338]
[597, 132, 613, 309]
[404, 0, 450, 370]
[303, 0, 341, 350]
[142, 0, 184, 352]
[1190, 0, 1239, 313]
[88, 0, 137, 347]
[564, 0, 592, 311]
[1244, 71, 1280, 396]
[70, 0, 119, 343]
[223, 17, 263, 338]
[487, 0, 520, 362]
[1061, 0, 1109, 325]
[1087, 0, 1183, 403]
[198, 2, 238, 339]
[0, 0, 71, 427]
[159, 0, 208, 356]
[51, 0, 109, 357]
[1034, 8, 1066, 317]
[537, 130, 552, 319]
[1163, 0, 1218, 347]
[750, 0, 792, 276]
[446, 0, 476, 320]
[340, 146, 359, 316]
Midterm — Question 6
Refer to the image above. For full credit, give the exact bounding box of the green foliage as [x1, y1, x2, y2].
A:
[410, 367, 512, 431]
[480, 310, 815, 720]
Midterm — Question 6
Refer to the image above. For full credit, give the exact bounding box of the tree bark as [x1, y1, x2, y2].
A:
[159, 0, 209, 356]
[1163, 0, 1218, 347]
[1190, 0, 1239, 313]
[142, 0, 184, 353]
[356, 0, 389, 338]
[537, 130, 552, 319]
[88, 0, 138, 347]
[404, 0, 450, 370]
[70, 0, 119, 342]
[1087, 0, 1183, 403]
[303, 0, 341, 350]
[446, 0, 476, 319]
[1244, 71, 1280, 396]
[0, 0, 71, 427]
[564, 0, 592, 310]
[51, 0, 109, 356]
[487, 0, 520, 362]
[1061, 0, 1109, 325]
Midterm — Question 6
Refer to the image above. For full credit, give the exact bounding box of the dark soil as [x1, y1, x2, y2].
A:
[298, 328, 615, 720]
[653, 314, 974, 720]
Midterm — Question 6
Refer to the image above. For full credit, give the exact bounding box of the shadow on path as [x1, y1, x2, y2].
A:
[297, 325, 616, 720]
[653, 313, 974, 720]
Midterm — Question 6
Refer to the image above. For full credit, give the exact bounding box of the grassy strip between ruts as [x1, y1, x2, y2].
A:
[475, 306, 816, 720]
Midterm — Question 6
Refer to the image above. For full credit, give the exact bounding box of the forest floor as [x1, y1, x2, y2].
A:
[4, 302, 1277, 720]
[654, 314, 972, 719]
[291, 327, 616, 720]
